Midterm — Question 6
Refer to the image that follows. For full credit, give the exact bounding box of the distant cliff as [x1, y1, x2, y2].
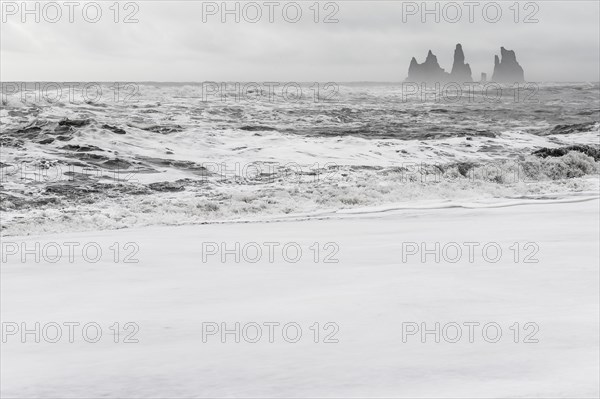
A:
[491, 47, 525, 83]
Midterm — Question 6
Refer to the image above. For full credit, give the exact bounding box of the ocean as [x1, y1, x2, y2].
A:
[1, 82, 599, 235]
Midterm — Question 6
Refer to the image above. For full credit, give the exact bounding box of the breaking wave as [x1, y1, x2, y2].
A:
[1, 82, 599, 235]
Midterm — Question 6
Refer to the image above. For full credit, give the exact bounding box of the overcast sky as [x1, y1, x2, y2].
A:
[1, 0, 599, 82]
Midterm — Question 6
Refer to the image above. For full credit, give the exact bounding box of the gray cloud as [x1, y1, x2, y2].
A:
[1, 0, 598, 81]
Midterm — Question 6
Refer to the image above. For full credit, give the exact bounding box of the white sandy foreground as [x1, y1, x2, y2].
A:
[1, 198, 599, 398]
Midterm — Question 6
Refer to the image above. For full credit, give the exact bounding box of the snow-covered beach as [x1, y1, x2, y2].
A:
[2, 197, 598, 398]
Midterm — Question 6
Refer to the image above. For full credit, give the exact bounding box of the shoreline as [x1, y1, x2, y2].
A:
[2, 189, 599, 238]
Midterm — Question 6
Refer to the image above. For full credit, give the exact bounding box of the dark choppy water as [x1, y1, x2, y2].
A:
[1, 82, 599, 235]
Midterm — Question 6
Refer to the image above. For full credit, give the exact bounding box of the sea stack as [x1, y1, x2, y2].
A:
[491, 47, 525, 83]
[449, 44, 473, 82]
[406, 44, 473, 83]
[406, 50, 450, 83]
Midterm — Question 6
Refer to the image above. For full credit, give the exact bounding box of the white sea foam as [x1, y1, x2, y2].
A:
[1, 82, 599, 235]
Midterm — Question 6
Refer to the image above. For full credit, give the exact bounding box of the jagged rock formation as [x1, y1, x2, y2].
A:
[450, 44, 472, 82]
[405, 44, 528, 84]
[407, 50, 450, 83]
[491, 47, 525, 83]
[406, 44, 472, 83]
